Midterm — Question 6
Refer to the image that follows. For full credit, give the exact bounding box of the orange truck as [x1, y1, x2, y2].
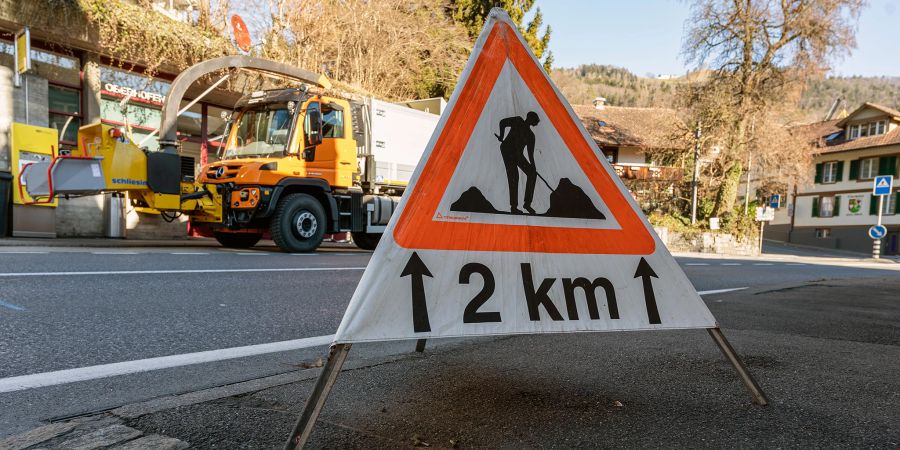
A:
[18, 56, 440, 252]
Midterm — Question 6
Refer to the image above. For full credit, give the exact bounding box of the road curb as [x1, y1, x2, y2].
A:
[0, 237, 363, 251]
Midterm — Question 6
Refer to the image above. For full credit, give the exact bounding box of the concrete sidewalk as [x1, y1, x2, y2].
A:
[4, 277, 898, 449]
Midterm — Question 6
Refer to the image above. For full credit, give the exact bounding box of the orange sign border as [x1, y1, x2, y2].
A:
[393, 22, 655, 255]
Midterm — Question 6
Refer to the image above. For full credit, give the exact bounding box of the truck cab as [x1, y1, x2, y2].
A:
[192, 88, 391, 252]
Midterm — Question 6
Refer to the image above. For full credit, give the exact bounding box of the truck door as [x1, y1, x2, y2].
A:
[304, 100, 353, 187]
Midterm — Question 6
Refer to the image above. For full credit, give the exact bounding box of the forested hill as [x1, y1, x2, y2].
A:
[551, 65, 681, 108]
[552, 64, 900, 119]
[800, 76, 900, 118]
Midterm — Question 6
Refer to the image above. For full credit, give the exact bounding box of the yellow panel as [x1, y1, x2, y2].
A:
[151, 193, 181, 210]
[10, 122, 58, 207]
[77, 123, 150, 190]
[15, 28, 29, 75]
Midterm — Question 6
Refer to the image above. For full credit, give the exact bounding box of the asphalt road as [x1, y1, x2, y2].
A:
[1, 245, 899, 436]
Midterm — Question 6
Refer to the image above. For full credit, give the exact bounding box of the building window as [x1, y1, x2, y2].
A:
[848, 120, 888, 140]
[859, 157, 878, 179]
[815, 228, 831, 238]
[882, 193, 897, 215]
[819, 196, 835, 217]
[821, 161, 838, 183]
[48, 85, 81, 146]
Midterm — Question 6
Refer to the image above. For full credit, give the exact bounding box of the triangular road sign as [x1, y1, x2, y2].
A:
[285, 10, 767, 448]
[334, 9, 717, 343]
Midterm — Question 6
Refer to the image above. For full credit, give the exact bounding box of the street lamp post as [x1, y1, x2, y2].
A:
[691, 121, 701, 225]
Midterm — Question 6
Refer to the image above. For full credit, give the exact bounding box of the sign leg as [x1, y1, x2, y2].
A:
[706, 328, 769, 406]
[283, 343, 352, 450]
[415, 339, 427, 353]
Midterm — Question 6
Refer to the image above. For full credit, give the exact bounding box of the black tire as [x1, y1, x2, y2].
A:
[214, 232, 262, 248]
[270, 193, 326, 253]
[351, 231, 382, 250]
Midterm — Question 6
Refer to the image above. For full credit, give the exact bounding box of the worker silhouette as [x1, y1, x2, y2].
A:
[495, 111, 540, 214]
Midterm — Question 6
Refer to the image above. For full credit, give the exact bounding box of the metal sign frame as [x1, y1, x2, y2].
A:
[872, 175, 893, 258]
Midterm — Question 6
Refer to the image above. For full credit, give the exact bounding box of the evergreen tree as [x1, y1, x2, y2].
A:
[449, 0, 553, 70]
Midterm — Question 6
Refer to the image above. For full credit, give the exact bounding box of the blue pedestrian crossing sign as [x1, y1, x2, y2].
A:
[869, 225, 887, 240]
[873, 175, 893, 196]
[769, 194, 781, 209]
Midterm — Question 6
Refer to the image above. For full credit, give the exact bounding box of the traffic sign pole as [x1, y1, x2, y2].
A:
[874, 195, 884, 259]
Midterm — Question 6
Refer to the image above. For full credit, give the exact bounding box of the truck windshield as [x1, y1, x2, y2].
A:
[224, 102, 294, 159]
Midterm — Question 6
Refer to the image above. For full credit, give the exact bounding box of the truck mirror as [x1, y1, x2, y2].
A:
[305, 109, 323, 148]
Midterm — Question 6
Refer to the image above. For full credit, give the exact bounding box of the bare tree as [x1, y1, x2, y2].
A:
[682, 0, 864, 218]
[250, 0, 470, 100]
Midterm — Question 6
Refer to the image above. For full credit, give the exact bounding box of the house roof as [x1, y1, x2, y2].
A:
[834, 102, 900, 127]
[791, 112, 900, 155]
[571, 105, 688, 150]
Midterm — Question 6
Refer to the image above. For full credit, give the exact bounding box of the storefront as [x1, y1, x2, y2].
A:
[0, 32, 236, 238]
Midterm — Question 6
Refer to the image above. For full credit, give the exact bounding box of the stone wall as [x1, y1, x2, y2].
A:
[654, 227, 759, 256]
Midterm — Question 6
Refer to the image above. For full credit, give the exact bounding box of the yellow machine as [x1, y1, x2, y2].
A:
[16, 56, 409, 252]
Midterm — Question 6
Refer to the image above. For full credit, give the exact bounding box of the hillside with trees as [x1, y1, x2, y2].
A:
[799, 76, 900, 119]
[552, 64, 900, 120]
[551, 65, 682, 108]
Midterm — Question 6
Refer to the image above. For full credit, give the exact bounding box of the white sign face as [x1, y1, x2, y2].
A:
[755, 207, 775, 222]
[846, 194, 865, 216]
[332, 10, 717, 344]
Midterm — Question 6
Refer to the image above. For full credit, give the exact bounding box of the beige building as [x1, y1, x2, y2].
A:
[0, 0, 241, 238]
[573, 99, 687, 210]
[767, 103, 900, 255]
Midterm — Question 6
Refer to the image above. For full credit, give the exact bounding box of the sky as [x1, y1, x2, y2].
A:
[536, 0, 899, 77]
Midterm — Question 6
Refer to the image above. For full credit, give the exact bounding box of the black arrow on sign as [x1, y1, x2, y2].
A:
[634, 257, 662, 325]
[401, 252, 433, 333]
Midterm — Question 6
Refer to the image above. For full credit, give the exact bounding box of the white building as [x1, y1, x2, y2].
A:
[767, 103, 900, 255]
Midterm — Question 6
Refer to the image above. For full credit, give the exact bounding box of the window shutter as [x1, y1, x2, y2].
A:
[870, 195, 879, 215]
[878, 156, 898, 176]
[812, 197, 819, 217]
[849, 160, 860, 180]
[835, 161, 844, 181]
[833, 196, 840, 216]
[814, 163, 823, 183]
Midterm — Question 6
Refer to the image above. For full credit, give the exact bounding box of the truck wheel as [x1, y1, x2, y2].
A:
[214, 232, 262, 248]
[351, 231, 381, 251]
[271, 193, 326, 253]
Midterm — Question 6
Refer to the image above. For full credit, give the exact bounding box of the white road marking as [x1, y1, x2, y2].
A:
[697, 287, 748, 295]
[753, 263, 774, 266]
[171, 252, 209, 255]
[0, 267, 367, 277]
[721, 263, 742, 266]
[236, 253, 268, 256]
[0, 300, 26, 311]
[291, 253, 319, 256]
[685, 263, 709, 266]
[0, 251, 49, 254]
[0, 334, 335, 393]
[91, 251, 139, 255]
[0, 284, 750, 393]
[785, 263, 807, 266]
